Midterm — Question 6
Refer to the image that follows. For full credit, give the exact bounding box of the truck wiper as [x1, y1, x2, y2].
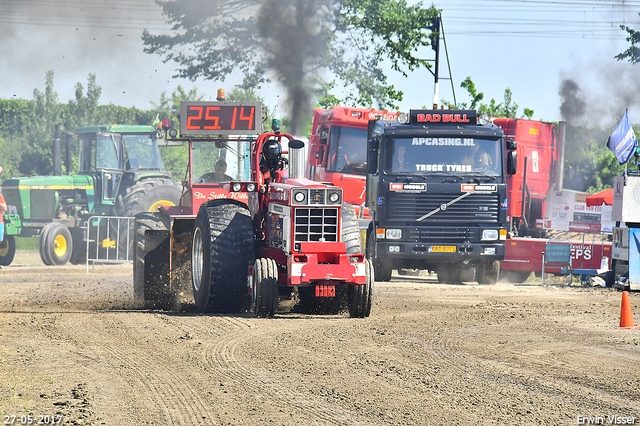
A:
[466, 174, 497, 182]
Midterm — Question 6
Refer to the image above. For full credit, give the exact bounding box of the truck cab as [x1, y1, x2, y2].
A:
[364, 109, 516, 283]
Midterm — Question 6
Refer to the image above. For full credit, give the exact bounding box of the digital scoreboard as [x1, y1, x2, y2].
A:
[179, 101, 262, 136]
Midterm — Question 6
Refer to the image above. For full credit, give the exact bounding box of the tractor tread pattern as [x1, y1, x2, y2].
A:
[203, 202, 255, 313]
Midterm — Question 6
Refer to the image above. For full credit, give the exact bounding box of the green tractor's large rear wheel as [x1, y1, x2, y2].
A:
[191, 201, 255, 313]
[0, 235, 16, 266]
[115, 177, 182, 259]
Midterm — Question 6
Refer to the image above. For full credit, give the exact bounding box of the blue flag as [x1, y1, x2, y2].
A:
[607, 112, 638, 164]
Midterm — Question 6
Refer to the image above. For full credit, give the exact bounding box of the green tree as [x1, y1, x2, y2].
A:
[616, 23, 640, 63]
[149, 85, 206, 182]
[142, 0, 439, 134]
[447, 77, 533, 119]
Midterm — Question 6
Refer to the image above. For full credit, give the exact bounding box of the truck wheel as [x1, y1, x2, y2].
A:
[348, 259, 374, 318]
[192, 201, 255, 313]
[116, 178, 182, 259]
[41, 223, 73, 266]
[0, 235, 16, 266]
[477, 260, 500, 285]
[341, 203, 361, 254]
[253, 257, 279, 318]
[500, 270, 530, 284]
[437, 267, 463, 284]
[133, 212, 170, 303]
[366, 230, 391, 282]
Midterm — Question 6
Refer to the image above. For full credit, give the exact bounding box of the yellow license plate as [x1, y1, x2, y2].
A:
[429, 245, 456, 253]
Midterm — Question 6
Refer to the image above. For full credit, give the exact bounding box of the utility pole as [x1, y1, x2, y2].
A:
[431, 15, 441, 109]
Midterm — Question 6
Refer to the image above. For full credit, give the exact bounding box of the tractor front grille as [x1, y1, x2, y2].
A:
[294, 208, 339, 243]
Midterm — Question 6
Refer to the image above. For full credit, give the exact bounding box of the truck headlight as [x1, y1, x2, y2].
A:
[232, 182, 242, 192]
[246, 183, 256, 192]
[482, 229, 499, 241]
[386, 229, 402, 239]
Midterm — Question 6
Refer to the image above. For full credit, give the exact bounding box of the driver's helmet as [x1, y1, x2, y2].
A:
[263, 139, 282, 170]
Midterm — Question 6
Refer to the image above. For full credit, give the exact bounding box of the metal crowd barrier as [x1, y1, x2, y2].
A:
[86, 216, 134, 272]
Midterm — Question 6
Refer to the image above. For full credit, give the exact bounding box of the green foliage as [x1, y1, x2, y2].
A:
[616, 24, 640, 64]
[141, 0, 440, 132]
[562, 122, 627, 193]
[447, 77, 533, 119]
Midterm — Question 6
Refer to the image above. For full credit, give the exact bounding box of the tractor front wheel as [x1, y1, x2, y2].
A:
[348, 259, 374, 318]
[0, 235, 16, 266]
[40, 223, 73, 266]
[253, 257, 279, 318]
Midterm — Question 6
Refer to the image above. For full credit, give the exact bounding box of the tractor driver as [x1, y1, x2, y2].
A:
[260, 138, 285, 186]
[197, 159, 233, 183]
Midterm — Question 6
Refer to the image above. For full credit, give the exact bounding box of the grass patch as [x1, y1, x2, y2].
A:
[15, 237, 38, 251]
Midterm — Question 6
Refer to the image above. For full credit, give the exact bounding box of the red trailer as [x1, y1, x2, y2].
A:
[493, 118, 563, 238]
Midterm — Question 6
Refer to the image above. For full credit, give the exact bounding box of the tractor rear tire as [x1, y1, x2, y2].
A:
[348, 259, 374, 318]
[253, 257, 279, 318]
[116, 177, 182, 259]
[341, 203, 361, 254]
[133, 212, 170, 303]
[191, 201, 255, 313]
[0, 235, 16, 266]
[40, 223, 73, 266]
[477, 260, 500, 285]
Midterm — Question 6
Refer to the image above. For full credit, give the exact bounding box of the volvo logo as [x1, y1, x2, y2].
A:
[441, 203, 447, 211]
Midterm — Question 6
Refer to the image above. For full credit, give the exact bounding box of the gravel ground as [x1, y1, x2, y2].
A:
[0, 250, 639, 425]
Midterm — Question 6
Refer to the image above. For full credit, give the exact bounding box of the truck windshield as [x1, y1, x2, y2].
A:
[191, 140, 252, 184]
[384, 137, 502, 177]
[326, 126, 368, 175]
[123, 133, 165, 170]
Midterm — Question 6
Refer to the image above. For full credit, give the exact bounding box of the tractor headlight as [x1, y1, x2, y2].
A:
[386, 229, 402, 239]
[482, 229, 499, 241]
[246, 183, 256, 192]
[327, 189, 342, 205]
[397, 112, 409, 124]
[293, 189, 307, 204]
[232, 182, 242, 192]
[478, 114, 490, 126]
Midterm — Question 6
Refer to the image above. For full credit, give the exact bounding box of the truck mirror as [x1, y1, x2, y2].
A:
[367, 138, 379, 175]
[507, 151, 517, 175]
[506, 139, 517, 150]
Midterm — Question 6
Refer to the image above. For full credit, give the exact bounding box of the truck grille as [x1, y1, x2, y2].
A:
[388, 192, 499, 223]
[408, 227, 474, 244]
[294, 208, 339, 242]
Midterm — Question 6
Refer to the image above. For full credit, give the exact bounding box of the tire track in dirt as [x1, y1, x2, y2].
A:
[52, 312, 224, 425]
[184, 314, 371, 426]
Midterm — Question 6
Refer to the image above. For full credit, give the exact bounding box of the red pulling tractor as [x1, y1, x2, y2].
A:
[133, 99, 373, 318]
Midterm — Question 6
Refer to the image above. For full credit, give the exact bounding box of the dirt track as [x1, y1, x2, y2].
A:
[1, 250, 639, 425]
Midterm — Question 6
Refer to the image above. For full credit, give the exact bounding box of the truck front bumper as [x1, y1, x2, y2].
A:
[376, 241, 505, 262]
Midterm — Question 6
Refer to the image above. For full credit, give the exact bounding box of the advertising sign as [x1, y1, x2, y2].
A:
[544, 189, 614, 234]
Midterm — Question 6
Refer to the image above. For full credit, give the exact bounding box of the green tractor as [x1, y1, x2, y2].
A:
[0, 125, 183, 266]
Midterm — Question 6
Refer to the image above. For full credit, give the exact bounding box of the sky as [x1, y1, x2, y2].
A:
[1, 0, 640, 130]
